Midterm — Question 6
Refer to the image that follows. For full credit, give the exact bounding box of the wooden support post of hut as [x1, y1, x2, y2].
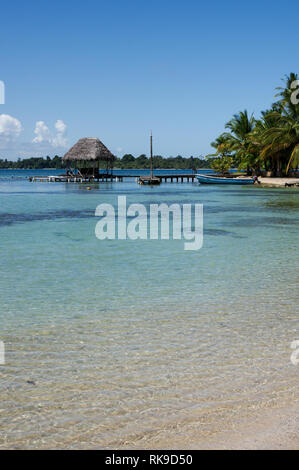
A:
[63, 137, 115, 181]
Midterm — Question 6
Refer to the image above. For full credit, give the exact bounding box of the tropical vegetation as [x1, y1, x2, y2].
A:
[208, 73, 299, 176]
[0, 154, 213, 170]
[0, 156, 64, 169]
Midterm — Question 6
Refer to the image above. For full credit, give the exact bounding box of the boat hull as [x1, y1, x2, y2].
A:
[196, 174, 254, 184]
[138, 176, 161, 185]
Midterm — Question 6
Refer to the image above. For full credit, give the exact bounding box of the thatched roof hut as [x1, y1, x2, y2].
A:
[63, 137, 115, 162]
[63, 137, 115, 177]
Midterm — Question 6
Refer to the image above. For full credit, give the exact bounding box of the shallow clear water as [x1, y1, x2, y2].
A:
[0, 171, 298, 448]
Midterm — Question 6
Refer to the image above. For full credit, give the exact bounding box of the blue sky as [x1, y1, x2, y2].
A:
[0, 0, 298, 160]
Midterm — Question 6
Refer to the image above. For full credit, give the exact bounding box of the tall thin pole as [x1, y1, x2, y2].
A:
[150, 132, 153, 179]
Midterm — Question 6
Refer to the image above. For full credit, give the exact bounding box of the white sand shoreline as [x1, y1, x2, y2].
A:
[157, 403, 299, 450]
[121, 401, 299, 451]
[258, 177, 299, 188]
[195, 404, 299, 450]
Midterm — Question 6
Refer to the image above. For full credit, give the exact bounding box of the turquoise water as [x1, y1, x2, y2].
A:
[0, 171, 298, 448]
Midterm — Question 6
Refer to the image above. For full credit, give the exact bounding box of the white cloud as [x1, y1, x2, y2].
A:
[33, 121, 52, 144]
[32, 119, 68, 148]
[0, 116, 68, 159]
[55, 119, 67, 134]
[52, 120, 67, 147]
[0, 114, 23, 141]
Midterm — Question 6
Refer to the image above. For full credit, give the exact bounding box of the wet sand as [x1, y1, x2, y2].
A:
[142, 404, 299, 450]
[195, 405, 299, 450]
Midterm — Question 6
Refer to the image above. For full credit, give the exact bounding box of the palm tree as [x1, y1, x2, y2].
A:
[259, 113, 299, 175]
[275, 73, 299, 121]
[209, 74, 299, 176]
[209, 134, 232, 157]
[206, 135, 233, 175]
[217, 110, 258, 174]
[256, 74, 299, 175]
[249, 107, 283, 174]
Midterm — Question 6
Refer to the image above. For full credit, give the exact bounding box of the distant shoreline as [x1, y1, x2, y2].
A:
[0, 167, 212, 171]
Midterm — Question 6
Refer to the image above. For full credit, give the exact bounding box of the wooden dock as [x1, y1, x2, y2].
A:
[29, 173, 197, 184]
[159, 174, 196, 183]
[29, 174, 123, 183]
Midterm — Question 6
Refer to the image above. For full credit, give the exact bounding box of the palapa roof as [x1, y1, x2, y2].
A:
[63, 137, 115, 162]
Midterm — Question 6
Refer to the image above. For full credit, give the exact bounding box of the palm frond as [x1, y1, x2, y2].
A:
[286, 143, 299, 173]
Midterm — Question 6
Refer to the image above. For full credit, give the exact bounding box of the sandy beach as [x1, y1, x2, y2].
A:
[258, 177, 299, 187]
[124, 403, 299, 450]
[194, 405, 299, 450]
